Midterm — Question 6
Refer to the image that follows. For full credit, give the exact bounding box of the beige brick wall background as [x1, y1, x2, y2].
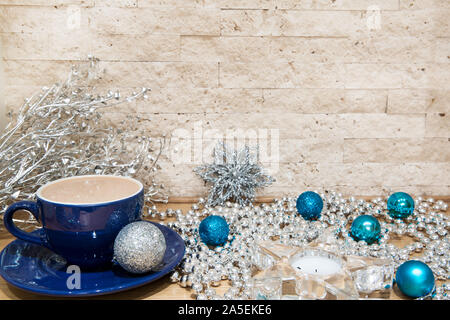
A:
[0, 0, 449, 198]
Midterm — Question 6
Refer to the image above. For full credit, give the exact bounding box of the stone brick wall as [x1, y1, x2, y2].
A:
[1, 1, 449, 197]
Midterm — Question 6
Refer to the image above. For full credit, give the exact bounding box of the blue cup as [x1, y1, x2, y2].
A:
[3, 175, 144, 269]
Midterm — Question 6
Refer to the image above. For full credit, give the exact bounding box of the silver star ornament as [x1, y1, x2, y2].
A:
[194, 143, 274, 207]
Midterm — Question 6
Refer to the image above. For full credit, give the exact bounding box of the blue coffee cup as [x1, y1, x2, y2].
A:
[3, 175, 144, 269]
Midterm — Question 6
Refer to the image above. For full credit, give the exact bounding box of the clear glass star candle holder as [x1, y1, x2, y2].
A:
[250, 236, 394, 300]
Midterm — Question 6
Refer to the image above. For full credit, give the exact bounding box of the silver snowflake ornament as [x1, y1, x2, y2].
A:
[194, 143, 274, 207]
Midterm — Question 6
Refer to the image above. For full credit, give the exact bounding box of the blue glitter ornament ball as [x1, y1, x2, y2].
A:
[396, 260, 435, 298]
[350, 215, 381, 245]
[296, 191, 323, 220]
[199, 215, 229, 246]
[387, 192, 415, 219]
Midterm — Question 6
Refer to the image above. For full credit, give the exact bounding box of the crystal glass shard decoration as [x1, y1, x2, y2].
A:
[322, 271, 359, 299]
[250, 236, 394, 300]
[350, 260, 394, 298]
[354, 267, 386, 292]
[249, 243, 277, 270]
[250, 240, 300, 271]
[295, 275, 328, 299]
[252, 273, 282, 300]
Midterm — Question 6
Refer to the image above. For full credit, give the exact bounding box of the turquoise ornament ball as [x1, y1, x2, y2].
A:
[350, 215, 381, 245]
[387, 192, 415, 219]
[199, 215, 229, 246]
[396, 260, 435, 298]
[296, 191, 323, 220]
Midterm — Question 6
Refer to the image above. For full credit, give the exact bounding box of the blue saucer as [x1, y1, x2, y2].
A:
[0, 221, 185, 297]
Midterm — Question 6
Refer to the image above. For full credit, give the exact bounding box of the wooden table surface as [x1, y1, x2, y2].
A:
[0, 199, 448, 300]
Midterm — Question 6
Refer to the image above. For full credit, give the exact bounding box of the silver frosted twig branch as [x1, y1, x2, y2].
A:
[0, 57, 166, 227]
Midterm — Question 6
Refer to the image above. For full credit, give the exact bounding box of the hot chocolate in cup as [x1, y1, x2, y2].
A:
[4, 175, 144, 269]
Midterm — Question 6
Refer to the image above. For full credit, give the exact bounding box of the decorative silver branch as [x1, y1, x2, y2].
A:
[0, 57, 166, 229]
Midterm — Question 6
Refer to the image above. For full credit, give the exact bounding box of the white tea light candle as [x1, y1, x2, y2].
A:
[290, 251, 343, 276]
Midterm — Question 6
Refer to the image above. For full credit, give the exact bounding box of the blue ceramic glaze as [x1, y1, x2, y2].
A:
[3, 175, 144, 269]
[0, 222, 185, 297]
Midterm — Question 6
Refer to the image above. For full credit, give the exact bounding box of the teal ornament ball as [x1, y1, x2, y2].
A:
[296, 191, 323, 220]
[387, 192, 415, 219]
[199, 215, 229, 246]
[350, 215, 381, 245]
[396, 260, 435, 298]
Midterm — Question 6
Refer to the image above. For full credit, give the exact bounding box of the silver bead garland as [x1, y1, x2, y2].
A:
[152, 191, 449, 300]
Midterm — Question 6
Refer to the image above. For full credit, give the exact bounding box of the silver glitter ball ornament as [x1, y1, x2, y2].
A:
[114, 221, 166, 274]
